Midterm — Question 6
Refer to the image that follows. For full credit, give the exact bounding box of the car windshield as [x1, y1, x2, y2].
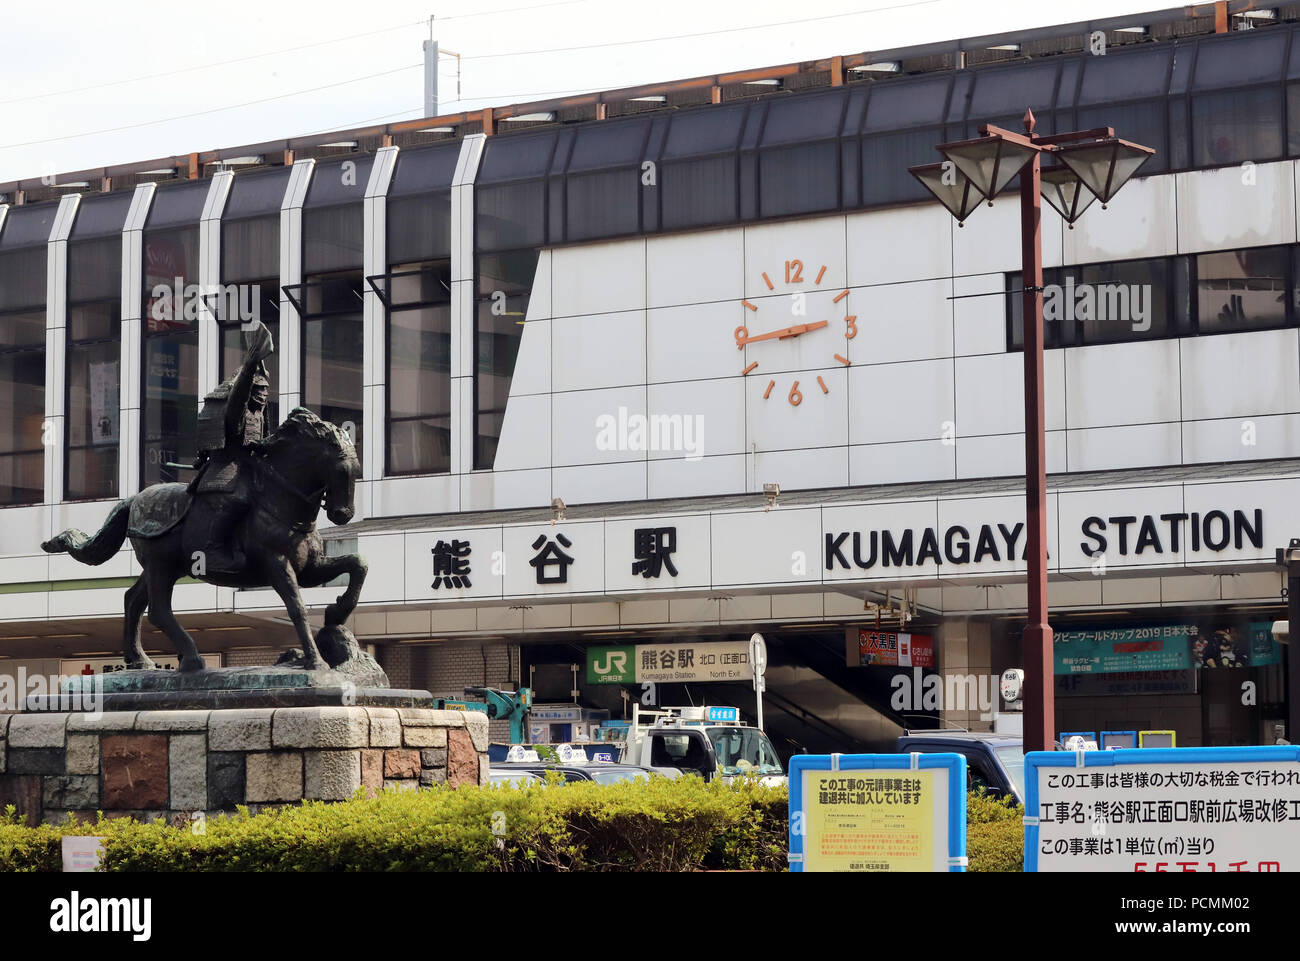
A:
[490, 773, 540, 787]
[707, 727, 784, 776]
[994, 746, 1026, 802]
[588, 770, 648, 785]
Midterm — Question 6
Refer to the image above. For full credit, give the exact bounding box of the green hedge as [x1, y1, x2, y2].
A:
[2, 783, 1020, 872]
[965, 790, 1025, 873]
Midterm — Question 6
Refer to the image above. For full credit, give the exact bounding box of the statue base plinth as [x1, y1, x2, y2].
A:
[24, 663, 429, 712]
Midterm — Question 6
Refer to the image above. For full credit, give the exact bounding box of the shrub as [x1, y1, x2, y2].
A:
[965, 790, 1024, 872]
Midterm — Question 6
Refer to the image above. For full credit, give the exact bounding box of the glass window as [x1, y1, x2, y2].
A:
[388, 143, 460, 196]
[1192, 87, 1283, 166]
[565, 169, 640, 240]
[760, 90, 845, 147]
[1192, 31, 1287, 90]
[145, 181, 209, 229]
[66, 237, 121, 500]
[69, 192, 132, 240]
[387, 193, 451, 263]
[304, 156, 374, 207]
[478, 131, 556, 183]
[386, 261, 451, 475]
[300, 272, 364, 466]
[567, 117, 649, 171]
[476, 181, 546, 251]
[861, 127, 941, 206]
[863, 75, 951, 131]
[759, 141, 839, 217]
[661, 155, 737, 230]
[968, 62, 1058, 119]
[303, 204, 364, 274]
[1009, 257, 1184, 349]
[0, 306, 45, 506]
[1077, 100, 1167, 174]
[474, 249, 539, 469]
[222, 214, 279, 282]
[1076, 48, 1172, 106]
[1196, 247, 1290, 334]
[223, 167, 291, 219]
[142, 227, 200, 487]
[662, 104, 746, 159]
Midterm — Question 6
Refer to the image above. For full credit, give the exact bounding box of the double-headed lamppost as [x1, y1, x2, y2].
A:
[910, 110, 1154, 754]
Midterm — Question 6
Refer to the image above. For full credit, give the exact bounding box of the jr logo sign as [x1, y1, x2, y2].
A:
[586, 646, 635, 684]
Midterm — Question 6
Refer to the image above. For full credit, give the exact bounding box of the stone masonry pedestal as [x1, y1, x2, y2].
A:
[0, 707, 489, 826]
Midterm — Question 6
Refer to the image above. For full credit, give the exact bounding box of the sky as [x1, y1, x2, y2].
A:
[1, 0, 1177, 184]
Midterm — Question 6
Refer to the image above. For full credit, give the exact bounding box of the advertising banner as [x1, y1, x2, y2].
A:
[89, 360, 118, 445]
[1026, 746, 1300, 872]
[789, 753, 966, 872]
[1054, 625, 1193, 675]
[856, 630, 934, 668]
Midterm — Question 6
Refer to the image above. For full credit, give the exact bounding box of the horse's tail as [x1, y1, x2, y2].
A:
[41, 497, 132, 565]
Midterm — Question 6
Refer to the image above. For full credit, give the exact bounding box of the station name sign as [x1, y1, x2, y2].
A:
[825, 508, 1263, 572]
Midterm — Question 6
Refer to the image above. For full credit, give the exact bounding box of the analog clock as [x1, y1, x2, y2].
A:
[734, 258, 855, 406]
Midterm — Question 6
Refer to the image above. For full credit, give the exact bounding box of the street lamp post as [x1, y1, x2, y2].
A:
[910, 110, 1153, 754]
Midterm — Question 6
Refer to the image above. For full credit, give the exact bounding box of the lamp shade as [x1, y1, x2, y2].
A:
[1053, 137, 1154, 205]
[908, 162, 986, 225]
[938, 135, 1038, 201]
[1040, 165, 1099, 225]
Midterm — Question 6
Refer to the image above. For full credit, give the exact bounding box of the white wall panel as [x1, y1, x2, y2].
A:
[552, 461, 646, 505]
[743, 216, 846, 300]
[1066, 422, 1182, 472]
[508, 318, 551, 396]
[604, 514, 711, 592]
[955, 430, 1068, 479]
[1182, 477, 1296, 567]
[849, 440, 955, 486]
[551, 238, 646, 317]
[491, 467, 551, 510]
[647, 453, 745, 500]
[749, 445, 848, 491]
[952, 273, 1006, 357]
[847, 205, 951, 285]
[551, 386, 645, 466]
[646, 227, 743, 308]
[1182, 414, 1300, 464]
[955, 349, 1066, 436]
[494, 393, 551, 471]
[502, 520, 604, 597]
[1063, 175, 1178, 263]
[647, 301, 748, 384]
[551, 309, 645, 392]
[848, 358, 953, 445]
[1176, 161, 1297, 253]
[952, 195, 1064, 276]
[849, 279, 952, 364]
[709, 507, 820, 587]
[746, 364, 848, 452]
[1063, 340, 1180, 429]
[646, 377, 742, 460]
[1180, 328, 1300, 421]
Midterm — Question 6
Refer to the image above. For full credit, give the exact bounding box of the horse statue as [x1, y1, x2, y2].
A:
[41, 406, 366, 674]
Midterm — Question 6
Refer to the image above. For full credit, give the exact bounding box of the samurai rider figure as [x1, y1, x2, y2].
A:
[186, 320, 274, 576]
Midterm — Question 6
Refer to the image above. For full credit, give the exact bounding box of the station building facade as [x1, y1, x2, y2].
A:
[1, 3, 1298, 751]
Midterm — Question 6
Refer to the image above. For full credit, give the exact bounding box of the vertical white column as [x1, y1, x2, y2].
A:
[119, 182, 157, 497]
[451, 134, 485, 486]
[278, 159, 315, 414]
[44, 194, 80, 512]
[362, 146, 400, 508]
[198, 170, 234, 399]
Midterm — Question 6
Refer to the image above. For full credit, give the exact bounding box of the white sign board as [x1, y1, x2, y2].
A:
[61, 836, 105, 873]
[1027, 746, 1300, 872]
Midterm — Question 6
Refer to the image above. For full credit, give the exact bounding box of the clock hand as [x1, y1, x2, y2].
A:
[735, 320, 830, 347]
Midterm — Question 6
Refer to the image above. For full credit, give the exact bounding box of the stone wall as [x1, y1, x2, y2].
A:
[0, 707, 488, 826]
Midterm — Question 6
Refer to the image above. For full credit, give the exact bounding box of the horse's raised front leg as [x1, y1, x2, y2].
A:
[300, 552, 368, 627]
[123, 576, 154, 669]
[265, 554, 324, 670]
[144, 567, 205, 672]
